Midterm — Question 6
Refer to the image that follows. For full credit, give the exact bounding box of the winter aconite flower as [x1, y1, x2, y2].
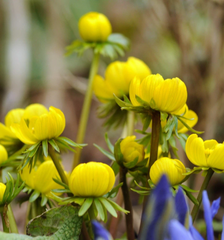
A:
[129, 74, 187, 114]
[185, 134, 224, 170]
[0, 183, 6, 202]
[150, 157, 186, 186]
[11, 104, 65, 145]
[78, 12, 112, 42]
[120, 136, 145, 164]
[93, 57, 151, 102]
[0, 108, 24, 146]
[21, 160, 64, 199]
[69, 162, 115, 197]
[0, 145, 8, 165]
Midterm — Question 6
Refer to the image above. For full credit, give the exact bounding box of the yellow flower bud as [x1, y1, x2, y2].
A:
[129, 74, 187, 114]
[93, 57, 151, 102]
[20, 161, 64, 196]
[120, 136, 145, 163]
[78, 12, 112, 42]
[0, 145, 8, 164]
[150, 157, 186, 186]
[69, 162, 115, 197]
[11, 104, 65, 145]
[185, 134, 224, 170]
[0, 183, 6, 202]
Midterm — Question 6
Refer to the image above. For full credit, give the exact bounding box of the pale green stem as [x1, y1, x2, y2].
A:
[48, 145, 68, 185]
[72, 53, 100, 170]
[7, 204, 18, 233]
[191, 168, 214, 222]
[126, 111, 135, 136]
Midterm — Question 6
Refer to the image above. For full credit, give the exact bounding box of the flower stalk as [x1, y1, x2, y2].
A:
[72, 53, 100, 169]
[48, 144, 68, 185]
[120, 166, 135, 240]
[148, 110, 160, 174]
[191, 168, 214, 222]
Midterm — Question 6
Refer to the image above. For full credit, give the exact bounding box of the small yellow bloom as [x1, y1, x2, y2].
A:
[185, 134, 224, 169]
[0, 108, 24, 145]
[93, 57, 151, 103]
[11, 104, 65, 145]
[0, 183, 6, 202]
[129, 74, 187, 114]
[20, 161, 63, 197]
[120, 136, 145, 164]
[69, 162, 115, 197]
[78, 12, 112, 42]
[150, 157, 186, 186]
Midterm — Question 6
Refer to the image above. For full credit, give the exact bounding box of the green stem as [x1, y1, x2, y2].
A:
[191, 168, 214, 222]
[127, 111, 135, 136]
[1, 212, 9, 233]
[72, 53, 100, 170]
[120, 167, 135, 240]
[7, 204, 18, 233]
[48, 145, 68, 185]
[148, 110, 161, 174]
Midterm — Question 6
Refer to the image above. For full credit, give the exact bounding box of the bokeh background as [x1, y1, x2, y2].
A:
[0, 0, 224, 237]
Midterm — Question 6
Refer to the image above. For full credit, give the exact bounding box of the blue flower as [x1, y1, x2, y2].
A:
[139, 175, 223, 240]
[92, 220, 112, 240]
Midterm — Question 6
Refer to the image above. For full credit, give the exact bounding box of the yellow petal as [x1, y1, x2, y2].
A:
[20, 164, 37, 189]
[23, 104, 48, 119]
[0, 145, 8, 164]
[185, 134, 207, 167]
[178, 110, 198, 133]
[129, 78, 142, 106]
[207, 143, 224, 169]
[0, 183, 6, 202]
[5, 109, 25, 127]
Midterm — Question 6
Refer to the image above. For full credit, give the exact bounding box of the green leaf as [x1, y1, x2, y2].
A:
[41, 195, 48, 207]
[49, 139, 60, 153]
[104, 133, 114, 153]
[142, 115, 151, 132]
[114, 138, 124, 166]
[42, 140, 48, 157]
[180, 184, 198, 193]
[93, 144, 115, 161]
[111, 161, 120, 176]
[123, 157, 139, 169]
[135, 95, 150, 107]
[26, 205, 83, 238]
[29, 190, 40, 203]
[177, 117, 203, 134]
[78, 198, 93, 216]
[94, 198, 105, 221]
[57, 137, 86, 148]
[185, 191, 199, 206]
[114, 94, 127, 108]
[99, 197, 117, 217]
[107, 199, 129, 214]
[53, 178, 69, 189]
[107, 33, 130, 49]
[104, 182, 123, 198]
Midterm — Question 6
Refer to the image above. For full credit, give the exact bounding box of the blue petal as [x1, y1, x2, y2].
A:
[188, 216, 204, 240]
[202, 191, 214, 240]
[139, 175, 174, 240]
[211, 197, 221, 218]
[175, 188, 188, 227]
[168, 219, 194, 240]
[221, 216, 224, 240]
[92, 220, 111, 240]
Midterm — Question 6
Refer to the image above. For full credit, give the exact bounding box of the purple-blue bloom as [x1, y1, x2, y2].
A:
[92, 220, 112, 240]
[139, 175, 223, 240]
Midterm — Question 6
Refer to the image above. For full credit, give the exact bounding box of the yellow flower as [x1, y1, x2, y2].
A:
[0, 183, 6, 202]
[120, 136, 145, 164]
[78, 12, 112, 42]
[0, 145, 8, 165]
[93, 57, 151, 103]
[69, 162, 115, 197]
[0, 108, 24, 145]
[129, 74, 187, 114]
[150, 157, 186, 186]
[20, 161, 63, 197]
[185, 134, 224, 169]
[11, 104, 65, 145]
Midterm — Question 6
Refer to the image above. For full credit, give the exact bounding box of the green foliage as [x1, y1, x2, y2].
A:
[65, 33, 130, 59]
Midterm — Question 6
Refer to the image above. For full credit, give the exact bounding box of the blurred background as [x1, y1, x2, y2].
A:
[0, 0, 224, 237]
